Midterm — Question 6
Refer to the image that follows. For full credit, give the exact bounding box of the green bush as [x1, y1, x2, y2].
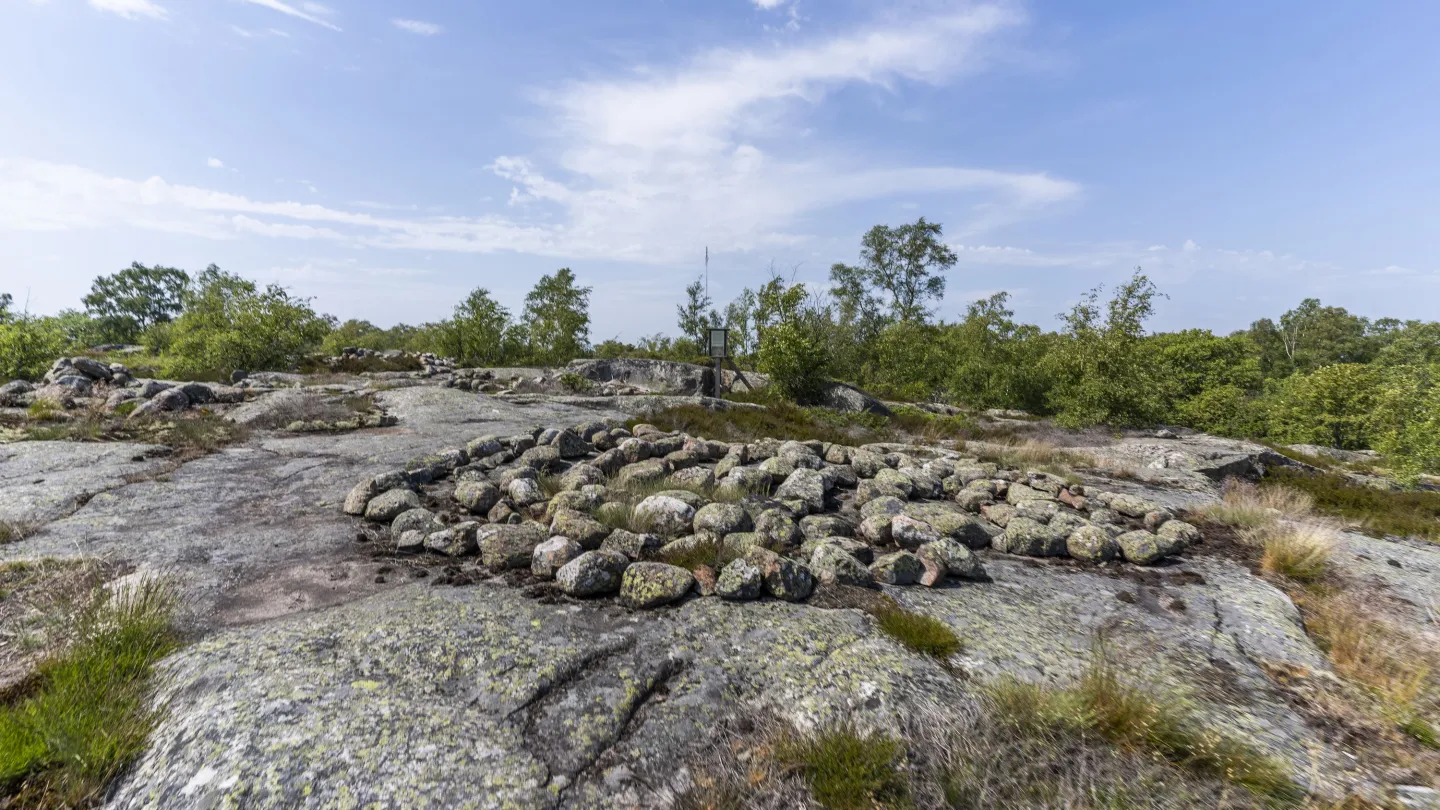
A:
[0, 315, 70, 381]
[165, 267, 332, 376]
[1264, 363, 1379, 450]
[777, 726, 910, 810]
[755, 279, 832, 404]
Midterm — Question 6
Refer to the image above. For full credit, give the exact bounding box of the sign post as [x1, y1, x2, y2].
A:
[707, 327, 730, 400]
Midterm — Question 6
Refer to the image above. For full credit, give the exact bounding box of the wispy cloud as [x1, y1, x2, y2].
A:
[392, 18, 442, 36]
[89, 0, 166, 20]
[206, 157, 225, 169]
[237, 0, 339, 31]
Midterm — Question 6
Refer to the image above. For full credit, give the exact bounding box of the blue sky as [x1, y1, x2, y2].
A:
[1, 0, 1436, 341]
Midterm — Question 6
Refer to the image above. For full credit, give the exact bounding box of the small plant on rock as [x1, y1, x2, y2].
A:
[776, 725, 911, 810]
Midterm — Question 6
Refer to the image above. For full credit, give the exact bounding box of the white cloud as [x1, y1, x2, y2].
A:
[752, 0, 786, 8]
[89, 0, 166, 20]
[237, 0, 339, 31]
[1182, 238, 1199, 252]
[206, 157, 225, 169]
[392, 18, 442, 35]
[0, 5, 1078, 264]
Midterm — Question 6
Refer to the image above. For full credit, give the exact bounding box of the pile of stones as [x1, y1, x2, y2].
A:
[443, 369, 647, 398]
[0, 357, 245, 417]
[343, 419, 1203, 610]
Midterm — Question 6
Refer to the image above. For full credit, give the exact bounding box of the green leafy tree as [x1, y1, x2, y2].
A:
[1264, 363, 1380, 450]
[82, 262, 190, 343]
[448, 287, 514, 366]
[167, 267, 333, 376]
[0, 293, 13, 323]
[0, 313, 71, 381]
[944, 292, 1052, 412]
[755, 278, 832, 404]
[864, 319, 949, 402]
[521, 268, 592, 366]
[723, 288, 758, 360]
[1042, 270, 1166, 428]
[1372, 320, 1440, 367]
[320, 320, 389, 355]
[829, 217, 957, 324]
[677, 278, 721, 347]
[1371, 364, 1440, 485]
[1248, 298, 1375, 377]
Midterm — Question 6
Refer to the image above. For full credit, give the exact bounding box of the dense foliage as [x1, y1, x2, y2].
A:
[5, 214, 1438, 482]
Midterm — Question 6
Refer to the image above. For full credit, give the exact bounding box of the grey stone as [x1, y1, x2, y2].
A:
[693, 503, 752, 536]
[917, 539, 986, 581]
[1067, 526, 1120, 562]
[870, 551, 925, 585]
[455, 481, 502, 515]
[479, 523, 549, 570]
[634, 495, 695, 537]
[364, 489, 420, 522]
[715, 558, 762, 601]
[555, 550, 630, 597]
[619, 562, 694, 609]
[532, 536, 584, 579]
[809, 543, 875, 587]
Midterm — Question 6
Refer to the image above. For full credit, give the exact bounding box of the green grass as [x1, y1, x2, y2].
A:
[777, 726, 911, 810]
[982, 650, 1299, 803]
[0, 576, 179, 809]
[659, 536, 727, 572]
[1263, 468, 1440, 542]
[594, 501, 659, 535]
[24, 401, 63, 422]
[871, 601, 962, 661]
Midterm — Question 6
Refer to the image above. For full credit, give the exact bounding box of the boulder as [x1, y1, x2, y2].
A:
[364, 489, 420, 522]
[799, 514, 853, 541]
[917, 539, 986, 581]
[1157, 520, 1202, 550]
[809, 543, 875, 588]
[746, 548, 814, 602]
[454, 481, 502, 515]
[390, 508, 442, 542]
[1067, 526, 1121, 563]
[716, 557, 763, 601]
[616, 459, 671, 489]
[549, 508, 611, 549]
[694, 503, 752, 536]
[1116, 530, 1168, 565]
[479, 523, 549, 570]
[600, 529, 663, 560]
[820, 381, 890, 416]
[425, 523, 480, 557]
[519, 445, 562, 471]
[532, 536, 584, 579]
[870, 552, 925, 585]
[634, 495, 696, 537]
[754, 509, 801, 550]
[619, 563, 695, 609]
[857, 514, 893, 545]
[890, 515, 942, 551]
[774, 468, 826, 514]
[555, 550, 631, 597]
[551, 429, 590, 459]
[565, 358, 715, 396]
[997, 517, 1067, 557]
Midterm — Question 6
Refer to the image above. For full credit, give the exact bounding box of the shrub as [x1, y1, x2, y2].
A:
[0, 314, 71, 381]
[1264, 363, 1380, 450]
[165, 267, 332, 376]
[1251, 522, 1335, 583]
[1200, 479, 1313, 528]
[754, 279, 832, 404]
[1263, 468, 1440, 542]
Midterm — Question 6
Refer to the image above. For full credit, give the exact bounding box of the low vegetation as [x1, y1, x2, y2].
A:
[0, 573, 179, 809]
[1, 408, 247, 454]
[982, 651, 1299, 803]
[870, 601, 962, 661]
[1262, 468, 1440, 542]
[1254, 521, 1337, 583]
[1200, 479, 1316, 529]
[776, 726, 911, 810]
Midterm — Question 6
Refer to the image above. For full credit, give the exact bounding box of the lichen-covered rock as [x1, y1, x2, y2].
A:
[1015, 499, 1061, 524]
[902, 504, 994, 550]
[532, 536, 584, 579]
[890, 514, 942, 551]
[872, 468, 915, 498]
[616, 458, 670, 489]
[395, 528, 427, 553]
[552, 429, 590, 459]
[980, 503, 1017, 528]
[753, 509, 802, 550]
[855, 479, 906, 505]
[954, 489, 993, 513]
[507, 477, 546, 507]
[425, 522, 480, 557]
[851, 450, 888, 478]
[454, 480, 502, 515]
[1067, 526, 1120, 562]
[343, 471, 405, 516]
[465, 435, 502, 459]
[617, 438, 655, 465]
[917, 539, 986, 581]
[390, 508, 442, 542]
[364, 488, 419, 522]
[1101, 492, 1161, 518]
[555, 550, 630, 597]
[720, 532, 767, 559]
[544, 489, 601, 521]
[1144, 509, 1177, 532]
[559, 464, 607, 491]
[719, 465, 771, 498]
[775, 468, 826, 514]
[479, 523, 548, 570]
[694, 503, 752, 536]
[1157, 519, 1202, 550]
[859, 496, 905, 520]
[1116, 530, 1167, 565]
[550, 508, 611, 550]
[746, 548, 814, 602]
[898, 468, 943, 500]
[1005, 482, 1055, 505]
[857, 514, 893, 545]
[998, 517, 1067, 557]
[634, 495, 695, 537]
[870, 551, 925, 585]
[800, 535, 873, 565]
[1048, 511, 1091, 535]
[669, 466, 716, 491]
[715, 557, 762, 601]
[600, 529, 662, 560]
[1089, 508, 1123, 527]
[809, 543, 875, 588]
[620, 562, 694, 609]
[519, 444, 562, 471]
[799, 514, 853, 541]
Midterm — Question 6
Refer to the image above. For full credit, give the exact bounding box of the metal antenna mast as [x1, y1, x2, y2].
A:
[704, 246, 709, 304]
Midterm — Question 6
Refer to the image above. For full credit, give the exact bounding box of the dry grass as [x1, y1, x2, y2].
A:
[0, 520, 39, 547]
[1247, 522, 1337, 584]
[1263, 468, 1440, 543]
[958, 438, 1096, 477]
[1201, 480, 1315, 529]
[1302, 591, 1438, 746]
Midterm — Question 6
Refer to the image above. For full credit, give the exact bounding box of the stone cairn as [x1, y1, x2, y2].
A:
[343, 420, 1201, 610]
[0, 356, 246, 417]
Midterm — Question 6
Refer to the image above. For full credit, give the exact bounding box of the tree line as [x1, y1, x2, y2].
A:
[2, 217, 1438, 482]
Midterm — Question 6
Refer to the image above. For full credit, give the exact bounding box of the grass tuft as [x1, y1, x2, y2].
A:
[1249, 522, 1336, 583]
[870, 601, 962, 661]
[0, 574, 179, 808]
[776, 726, 911, 810]
[983, 647, 1299, 802]
[1201, 479, 1315, 529]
